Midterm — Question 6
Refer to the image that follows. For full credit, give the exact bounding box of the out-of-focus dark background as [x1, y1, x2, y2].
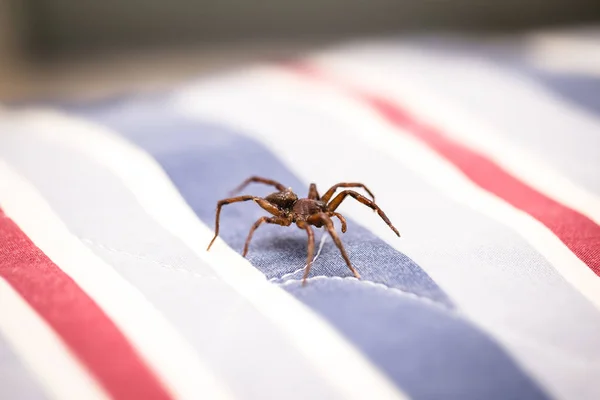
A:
[1, 0, 599, 101]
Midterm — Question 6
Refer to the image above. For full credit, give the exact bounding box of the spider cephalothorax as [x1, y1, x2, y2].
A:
[207, 176, 400, 284]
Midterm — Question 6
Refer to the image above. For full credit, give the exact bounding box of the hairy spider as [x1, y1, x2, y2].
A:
[207, 176, 400, 284]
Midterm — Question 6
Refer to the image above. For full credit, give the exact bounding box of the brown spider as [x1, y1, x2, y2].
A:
[207, 176, 400, 284]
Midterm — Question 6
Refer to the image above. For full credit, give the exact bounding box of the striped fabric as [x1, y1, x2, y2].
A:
[1, 28, 599, 400]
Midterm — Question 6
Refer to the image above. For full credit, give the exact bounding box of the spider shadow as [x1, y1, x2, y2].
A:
[241, 226, 330, 278]
[245, 227, 321, 254]
[264, 228, 327, 250]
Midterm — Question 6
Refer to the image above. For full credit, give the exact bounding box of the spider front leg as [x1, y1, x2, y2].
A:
[243, 216, 291, 257]
[327, 190, 400, 237]
[306, 213, 360, 283]
[206, 195, 281, 251]
[229, 176, 287, 195]
[320, 182, 376, 203]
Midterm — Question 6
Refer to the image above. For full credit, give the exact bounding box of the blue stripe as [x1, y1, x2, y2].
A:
[528, 73, 600, 117]
[284, 278, 546, 400]
[68, 97, 549, 400]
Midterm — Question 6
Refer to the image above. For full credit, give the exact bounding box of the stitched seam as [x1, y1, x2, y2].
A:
[279, 275, 454, 313]
[269, 234, 328, 282]
[81, 238, 217, 280]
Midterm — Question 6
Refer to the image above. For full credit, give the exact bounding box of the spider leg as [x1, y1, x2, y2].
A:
[307, 213, 360, 280]
[308, 183, 320, 200]
[330, 212, 347, 233]
[296, 222, 316, 286]
[327, 190, 400, 237]
[320, 182, 376, 203]
[229, 176, 287, 195]
[243, 216, 291, 257]
[206, 195, 281, 251]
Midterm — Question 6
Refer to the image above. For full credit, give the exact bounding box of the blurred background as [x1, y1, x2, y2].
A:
[1, 0, 599, 102]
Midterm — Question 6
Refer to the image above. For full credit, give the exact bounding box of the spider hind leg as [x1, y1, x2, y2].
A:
[243, 216, 291, 257]
[207, 195, 281, 251]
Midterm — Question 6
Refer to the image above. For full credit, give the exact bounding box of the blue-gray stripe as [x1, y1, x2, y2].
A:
[284, 278, 544, 400]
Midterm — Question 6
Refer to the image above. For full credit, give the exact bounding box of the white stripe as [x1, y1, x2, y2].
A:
[175, 67, 600, 313]
[1, 108, 409, 400]
[0, 160, 235, 400]
[306, 52, 600, 227]
[0, 278, 110, 400]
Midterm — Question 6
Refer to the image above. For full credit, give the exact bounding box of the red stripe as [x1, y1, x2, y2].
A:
[287, 63, 600, 276]
[0, 208, 173, 400]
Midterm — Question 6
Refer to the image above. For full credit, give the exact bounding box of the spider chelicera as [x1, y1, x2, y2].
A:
[207, 176, 400, 284]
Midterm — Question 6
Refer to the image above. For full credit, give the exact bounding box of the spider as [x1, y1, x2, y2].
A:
[207, 176, 400, 284]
